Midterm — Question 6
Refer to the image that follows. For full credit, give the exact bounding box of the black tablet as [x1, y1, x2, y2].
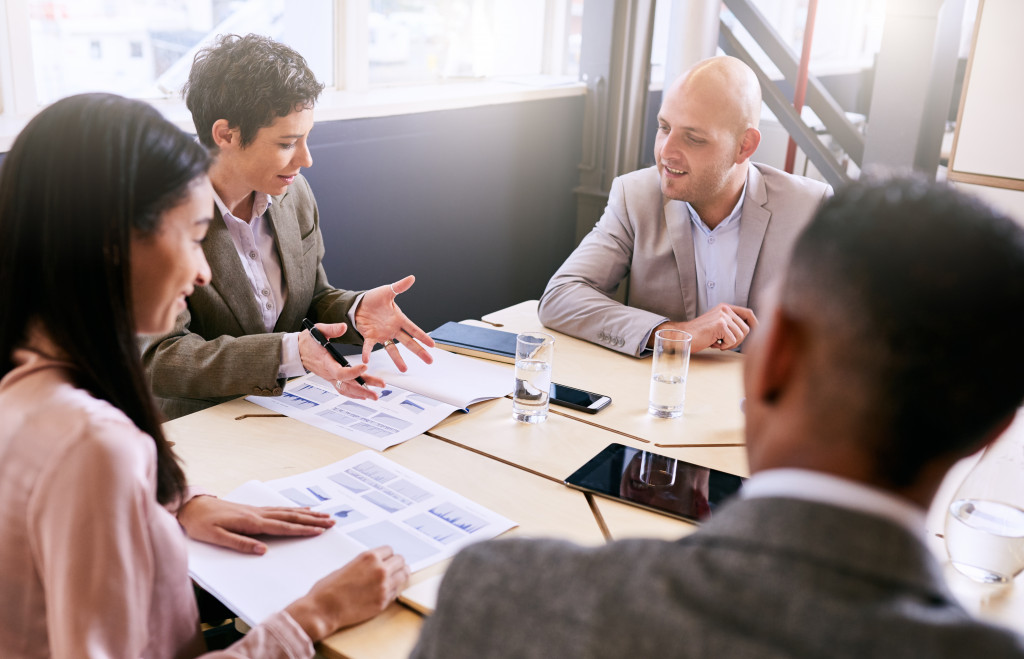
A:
[564, 443, 745, 523]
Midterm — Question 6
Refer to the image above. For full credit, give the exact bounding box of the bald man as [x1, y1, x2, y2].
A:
[539, 56, 832, 356]
[412, 177, 1024, 658]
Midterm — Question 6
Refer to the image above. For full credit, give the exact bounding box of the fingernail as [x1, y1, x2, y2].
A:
[254, 544, 267, 555]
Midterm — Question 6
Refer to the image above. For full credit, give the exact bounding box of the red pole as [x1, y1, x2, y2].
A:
[785, 0, 818, 174]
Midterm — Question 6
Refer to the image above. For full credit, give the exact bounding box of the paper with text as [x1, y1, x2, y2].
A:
[246, 345, 512, 450]
[187, 451, 516, 626]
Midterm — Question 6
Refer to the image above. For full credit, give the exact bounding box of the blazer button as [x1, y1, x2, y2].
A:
[272, 387, 282, 395]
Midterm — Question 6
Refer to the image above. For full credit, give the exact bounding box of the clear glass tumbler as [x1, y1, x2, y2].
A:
[512, 332, 555, 423]
[648, 329, 692, 418]
[944, 414, 1024, 584]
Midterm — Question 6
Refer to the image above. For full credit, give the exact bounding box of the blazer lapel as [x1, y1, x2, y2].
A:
[204, 207, 264, 334]
[735, 165, 770, 308]
[664, 199, 699, 321]
[268, 190, 310, 332]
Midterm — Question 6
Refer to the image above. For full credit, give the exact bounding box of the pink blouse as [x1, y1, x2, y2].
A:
[0, 348, 314, 658]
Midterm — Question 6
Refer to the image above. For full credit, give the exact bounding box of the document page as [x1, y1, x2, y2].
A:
[246, 345, 512, 450]
[362, 344, 512, 408]
[247, 373, 457, 450]
[188, 451, 517, 626]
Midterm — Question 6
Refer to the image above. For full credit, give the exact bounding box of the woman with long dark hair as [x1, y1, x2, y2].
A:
[0, 93, 407, 657]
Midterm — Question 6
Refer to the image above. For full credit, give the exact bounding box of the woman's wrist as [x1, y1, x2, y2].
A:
[285, 594, 335, 642]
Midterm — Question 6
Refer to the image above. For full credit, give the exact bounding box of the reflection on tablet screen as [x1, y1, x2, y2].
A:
[565, 443, 745, 523]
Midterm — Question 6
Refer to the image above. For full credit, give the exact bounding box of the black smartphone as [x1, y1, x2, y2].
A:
[565, 443, 745, 523]
[549, 382, 611, 414]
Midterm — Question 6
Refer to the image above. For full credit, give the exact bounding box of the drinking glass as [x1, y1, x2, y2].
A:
[648, 329, 692, 418]
[512, 332, 554, 423]
[944, 415, 1024, 584]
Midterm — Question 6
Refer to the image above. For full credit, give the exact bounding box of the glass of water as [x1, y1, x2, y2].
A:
[648, 329, 692, 418]
[512, 332, 555, 423]
[944, 417, 1024, 584]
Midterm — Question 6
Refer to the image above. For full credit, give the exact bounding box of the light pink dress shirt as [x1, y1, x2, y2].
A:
[0, 346, 314, 658]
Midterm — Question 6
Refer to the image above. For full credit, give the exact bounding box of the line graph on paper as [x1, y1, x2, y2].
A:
[404, 512, 464, 544]
[428, 502, 487, 534]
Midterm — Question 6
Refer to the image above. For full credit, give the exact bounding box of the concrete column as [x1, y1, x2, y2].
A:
[863, 0, 965, 178]
[663, 0, 721, 87]
[575, 0, 656, 241]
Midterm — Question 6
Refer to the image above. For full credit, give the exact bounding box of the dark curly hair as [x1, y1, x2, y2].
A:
[782, 175, 1024, 488]
[184, 33, 324, 149]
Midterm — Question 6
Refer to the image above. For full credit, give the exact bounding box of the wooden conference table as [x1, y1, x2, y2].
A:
[165, 300, 1024, 658]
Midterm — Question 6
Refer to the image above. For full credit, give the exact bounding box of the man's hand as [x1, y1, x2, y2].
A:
[649, 304, 758, 352]
[177, 496, 335, 555]
[299, 321, 385, 400]
[355, 275, 436, 371]
[285, 546, 411, 641]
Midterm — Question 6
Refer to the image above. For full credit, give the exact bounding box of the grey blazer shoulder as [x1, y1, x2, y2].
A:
[140, 174, 362, 419]
[411, 497, 1024, 659]
[538, 163, 831, 356]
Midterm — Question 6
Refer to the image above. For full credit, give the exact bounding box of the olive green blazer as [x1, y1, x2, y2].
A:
[141, 174, 361, 419]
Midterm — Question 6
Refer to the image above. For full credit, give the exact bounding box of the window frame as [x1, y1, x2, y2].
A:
[0, 0, 584, 151]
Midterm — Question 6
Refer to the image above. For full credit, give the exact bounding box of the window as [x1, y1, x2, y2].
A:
[720, 0, 887, 78]
[366, 0, 582, 86]
[1, 0, 585, 148]
[26, 0, 334, 105]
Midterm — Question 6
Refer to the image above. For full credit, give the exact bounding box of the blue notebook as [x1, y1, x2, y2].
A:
[430, 321, 517, 364]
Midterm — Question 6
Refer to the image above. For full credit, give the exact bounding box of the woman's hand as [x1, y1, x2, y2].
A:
[285, 546, 410, 640]
[177, 496, 335, 555]
[355, 275, 436, 369]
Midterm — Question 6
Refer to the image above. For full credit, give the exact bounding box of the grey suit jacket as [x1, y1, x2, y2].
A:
[411, 497, 1024, 659]
[538, 163, 831, 356]
[141, 174, 361, 419]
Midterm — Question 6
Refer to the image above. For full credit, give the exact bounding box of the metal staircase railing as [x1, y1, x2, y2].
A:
[719, 0, 861, 188]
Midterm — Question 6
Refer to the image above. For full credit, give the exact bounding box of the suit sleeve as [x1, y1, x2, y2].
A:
[141, 308, 288, 402]
[538, 176, 669, 357]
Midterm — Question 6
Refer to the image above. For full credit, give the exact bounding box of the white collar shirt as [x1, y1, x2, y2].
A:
[741, 468, 927, 537]
[685, 181, 746, 316]
[214, 190, 287, 334]
[214, 191, 306, 378]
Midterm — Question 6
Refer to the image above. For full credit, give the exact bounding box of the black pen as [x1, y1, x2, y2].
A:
[301, 318, 367, 386]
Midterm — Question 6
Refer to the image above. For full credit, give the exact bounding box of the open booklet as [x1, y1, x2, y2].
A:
[187, 451, 517, 626]
[246, 344, 512, 450]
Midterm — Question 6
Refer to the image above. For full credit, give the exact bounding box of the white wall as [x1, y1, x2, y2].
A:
[954, 182, 1024, 228]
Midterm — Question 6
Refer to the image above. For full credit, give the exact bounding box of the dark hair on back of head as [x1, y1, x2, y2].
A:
[184, 33, 324, 149]
[0, 93, 212, 506]
[783, 176, 1024, 487]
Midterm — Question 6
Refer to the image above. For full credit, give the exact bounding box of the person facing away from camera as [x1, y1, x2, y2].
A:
[413, 176, 1024, 659]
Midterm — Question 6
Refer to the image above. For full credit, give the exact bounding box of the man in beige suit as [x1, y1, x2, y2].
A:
[539, 56, 831, 357]
[142, 35, 434, 419]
